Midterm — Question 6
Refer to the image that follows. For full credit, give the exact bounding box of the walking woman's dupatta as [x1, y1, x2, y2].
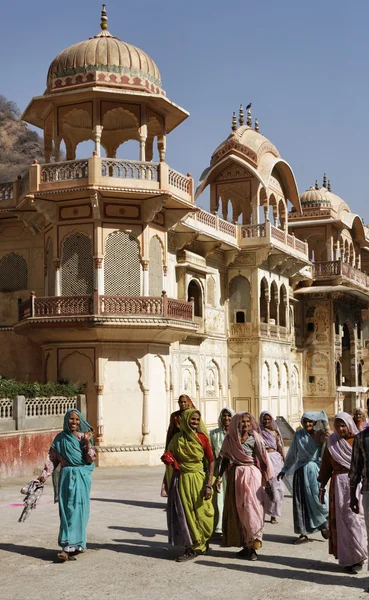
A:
[168, 409, 209, 473]
[327, 412, 358, 469]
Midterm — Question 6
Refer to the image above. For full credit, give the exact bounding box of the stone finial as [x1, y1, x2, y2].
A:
[254, 118, 259, 132]
[232, 112, 237, 131]
[239, 105, 244, 126]
[101, 4, 108, 30]
[246, 102, 252, 126]
[323, 173, 327, 188]
[315, 180, 319, 189]
[327, 180, 331, 192]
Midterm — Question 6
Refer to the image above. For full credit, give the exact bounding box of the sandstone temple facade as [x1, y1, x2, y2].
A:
[1, 8, 368, 465]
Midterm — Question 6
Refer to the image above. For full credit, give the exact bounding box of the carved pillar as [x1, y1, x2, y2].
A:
[139, 135, 147, 162]
[221, 196, 228, 221]
[94, 257, 104, 295]
[94, 125, 103, 157]
[54, 137, 62, 162]
[157, 134, 166, 163]
[335, 240, 340, 261]
[142, 260, 149, 295]
[95, 384, 104, 446]
[163, 264, 168, 292]
[54, 260, 61, 296]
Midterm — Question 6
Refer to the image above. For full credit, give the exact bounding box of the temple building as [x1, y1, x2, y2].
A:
[0, 6, 368, 466]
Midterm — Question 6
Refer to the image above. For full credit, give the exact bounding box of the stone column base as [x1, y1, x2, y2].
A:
[96, 444, 164, 467]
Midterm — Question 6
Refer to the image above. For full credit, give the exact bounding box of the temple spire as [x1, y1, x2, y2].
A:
[323, 173, 327, 188]
[239, 104, 244, 126]
[315, 180, 319, 190]
[95, 4, 112, 37]
[254, 118, 259, 132]
[327, 180, 331, 192]
[246, 103, 252, 126]
[232, 112, 237, 131]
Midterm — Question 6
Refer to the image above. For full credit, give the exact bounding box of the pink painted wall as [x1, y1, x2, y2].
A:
[0, 430, 60, 478]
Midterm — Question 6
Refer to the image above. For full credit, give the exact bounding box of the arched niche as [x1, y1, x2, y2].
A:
[187, 279, 203, 317]
[279, 284, 287, 327]
[229, 275, 251, 322]
[270, 281, 278, 324]
[149, 236, 163, 296]
[260, 277, 268, 323]
[61, 232, 93, 297]
[104, 231, 141, 296]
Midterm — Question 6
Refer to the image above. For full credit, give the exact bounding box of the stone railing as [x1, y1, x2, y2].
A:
[270, 224, 286, 243]
[229, 323, 253, 337]
[241, 224, 266, 238]
[313, 260, 369, 289]
[18, 292, 194, 322]
[101, 158, 159, 181]
[0, 182, 13, 201]
[0, 395, 86, 433]
[260, 322, 269, 335]
[189, 210, 236, 239]
[168, 168, 192, 194]
[41, 159, 89, 183]
[19, 171, 30, 195]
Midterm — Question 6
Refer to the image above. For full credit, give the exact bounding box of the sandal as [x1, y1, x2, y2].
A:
[293, 535, 309, 545]
[248, 549, 258, 561]
[57, 551, 76, 562]
[271, 517, 278, 524]
[321, 527, 329, 540]
[175, 548, 197, 562]
[237, 547, 250, 558]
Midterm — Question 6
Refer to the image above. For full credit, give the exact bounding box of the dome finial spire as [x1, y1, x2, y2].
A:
[239, 104, 244, 126]
[101, 4, 108, 30]
[323, 173, 327, 188]
[232, 112, 237, 131]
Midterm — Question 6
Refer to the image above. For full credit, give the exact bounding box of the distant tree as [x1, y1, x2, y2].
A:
[0, 95, 44, 183]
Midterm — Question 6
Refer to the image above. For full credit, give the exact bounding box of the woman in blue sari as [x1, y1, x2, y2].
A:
[278, 411, 329, 544]
[39, 409, 96, 561]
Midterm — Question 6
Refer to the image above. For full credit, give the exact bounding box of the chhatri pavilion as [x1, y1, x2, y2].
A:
[1, 6, 368, 466]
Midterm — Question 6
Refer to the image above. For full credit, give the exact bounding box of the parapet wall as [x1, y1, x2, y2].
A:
[0, 429, 58, 478]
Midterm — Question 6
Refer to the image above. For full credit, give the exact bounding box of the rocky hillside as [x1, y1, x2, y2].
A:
[0, 96, 43, 183]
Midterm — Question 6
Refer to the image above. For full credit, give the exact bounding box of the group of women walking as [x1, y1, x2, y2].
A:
[35, 398, 368, 574]
[162, 399, 368, 572]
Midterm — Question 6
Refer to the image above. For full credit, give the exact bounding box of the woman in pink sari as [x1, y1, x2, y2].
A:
[216, 412, 273, 561]
[259, 411, 285, 524]
[318, 412, 367, 573]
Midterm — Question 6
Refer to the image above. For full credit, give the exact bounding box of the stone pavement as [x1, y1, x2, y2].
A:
[0, 466, 367, 600]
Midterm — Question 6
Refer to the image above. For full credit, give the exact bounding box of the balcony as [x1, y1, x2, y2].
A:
[16, 292, 197, 344]
[228, 322, 290, 341]
[239, 222, 309, 259]
[313, 260, 369, 291]
[0, 157, 194, 208]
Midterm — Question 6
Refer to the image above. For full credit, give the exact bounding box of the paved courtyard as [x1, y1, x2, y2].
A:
[0, 466, 367, 600]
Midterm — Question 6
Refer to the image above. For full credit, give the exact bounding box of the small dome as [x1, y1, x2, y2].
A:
[300, 186, 331, 205]
[211, 125, 279, 167]
[46, 12, 163, 95]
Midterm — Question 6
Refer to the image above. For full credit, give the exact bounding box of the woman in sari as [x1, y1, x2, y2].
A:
[318, 412, 367, 573]
[38, 408, 95, 561]
[278, 410, 329, 544]
[259, 411, 285, 524]
[353, 407, 369, 432]
[161, 408, 215, 562]
[217, 412, 274, 561]
[210, 407, 235, 534]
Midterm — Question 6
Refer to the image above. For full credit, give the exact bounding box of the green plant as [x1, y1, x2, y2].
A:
[0, 377, 85, 399]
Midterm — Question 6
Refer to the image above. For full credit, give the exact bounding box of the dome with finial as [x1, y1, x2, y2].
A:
[46, 5, 164, 95]
[300, 182, 332, 206]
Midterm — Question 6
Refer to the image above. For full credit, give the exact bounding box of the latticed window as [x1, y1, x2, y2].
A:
[61, 233, 93, 296]
[207, 276, 216, 307]
[149, 236, 163, 296]
[0, 252, 28, 292]
[104, 231, 141, 295]
[46, 240, 55, 296]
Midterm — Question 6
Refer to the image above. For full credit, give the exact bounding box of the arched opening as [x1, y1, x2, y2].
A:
[104, 231, 141, 296]
[236, 311, 245, 323]
[270, 281, 278, 324]
[335, 314, 340, 335]
[0, 253, 28, 292]
[188, 280, 202, 317]
[358, 363, 363, 387]
[260, 278, 268, 323]
[357, 322, 362, 340]
[342, 323, 352, 386]
[229, 275, 251, 322]
[336, 362, 341, 387]
[116, 139, 140, 160]
[148, 236, 163, 296]
[75, 140, 95, 159]
[61, 233, 93, 296]
[279, 284, 287, 327]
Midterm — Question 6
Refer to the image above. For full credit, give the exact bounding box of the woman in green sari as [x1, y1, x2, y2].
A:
[162, 408, 215, 562]
[38, 408, 95, 561]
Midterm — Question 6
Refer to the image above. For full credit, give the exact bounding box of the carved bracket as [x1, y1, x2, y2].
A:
[224, 250, 239, 266]
[142, 196, 166, 223]
[166, 208, 195, 230]
[196, 241, 222, 259]
[90, 191, 102, 220]
[32, 198, 58, 224]
[170, 231, 199, 251]
[17, 211, 45, 235]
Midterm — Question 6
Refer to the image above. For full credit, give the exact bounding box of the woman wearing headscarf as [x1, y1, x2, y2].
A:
[278, 410, 329, 544]
[353, 407, 369, 432]
[318, 412, 367, 573]
[161, 408, 215, 562]
[216, 412, 274, 561]
[161, 394, 196, 497]
[38, 409, 95, 561]
[210, 407, 235, 534]
[259, 411, 285, 524]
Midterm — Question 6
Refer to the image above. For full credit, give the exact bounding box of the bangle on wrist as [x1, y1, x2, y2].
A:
[205, 485, 212, 489]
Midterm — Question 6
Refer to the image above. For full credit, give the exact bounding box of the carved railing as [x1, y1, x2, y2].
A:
[168, 168, 191, 193]
[241, 224, 266, 238]
[101, 158, 159, 181]
[341, 262, 369, 287]
[260, 322, 269, 335]
[218, 218, 236, 236]
[0, 182, 13, 201]
[270, 324, 279, 339]
[270, 225, 286, 242]
[229, 323, 252, 337]
[25, 396, 77, 418]
[41, 160, 89, 183]
[313, 260, 341, 277]
[197, 210, 217, 228]
[0, 398, 13, 420]
[295, 238, 307, 253]
[19, 294, 194, 322]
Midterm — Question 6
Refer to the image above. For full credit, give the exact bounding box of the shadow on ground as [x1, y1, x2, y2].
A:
[91, 498, 165, 510]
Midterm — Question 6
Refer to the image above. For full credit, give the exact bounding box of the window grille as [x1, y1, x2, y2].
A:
[61, 233, 93, 296]
[25, 397, 77, 417]
[0, 253, 28, 292]
[207, 276, 216, 307]
[104, 231, 141, 296]
[149, 237, 163, 296]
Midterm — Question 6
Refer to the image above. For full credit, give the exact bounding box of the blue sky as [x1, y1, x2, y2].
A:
[3, 0, 369, 217]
